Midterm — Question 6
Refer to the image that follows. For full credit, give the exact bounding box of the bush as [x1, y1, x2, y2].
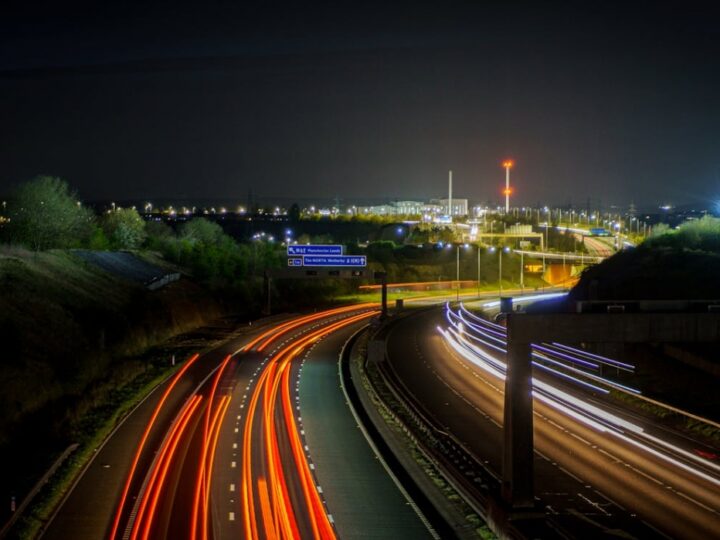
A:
[645, 216, 720, 253]
[100, 208, 146, 249]
[3, 176, 94, 250]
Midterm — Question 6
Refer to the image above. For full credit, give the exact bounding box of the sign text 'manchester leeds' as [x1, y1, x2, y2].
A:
[285, 244, 366, 267]
[287, 245, 343, 256]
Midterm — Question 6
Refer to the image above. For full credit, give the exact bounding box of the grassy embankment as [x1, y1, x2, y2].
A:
[0, 246, 229, 537]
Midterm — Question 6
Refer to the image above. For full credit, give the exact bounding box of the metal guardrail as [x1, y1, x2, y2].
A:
[576, 299, 720, 313]
[363, 317, 506, 529]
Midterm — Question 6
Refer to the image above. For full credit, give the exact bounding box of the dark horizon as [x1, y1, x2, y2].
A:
[2, 1, 719, 208]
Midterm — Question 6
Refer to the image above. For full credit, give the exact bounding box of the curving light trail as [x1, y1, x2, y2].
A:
[439, 303, 720, 491]
[126, 354, 235, 540]
[113, 303, 378, 540]
[241, 308, 378, 540]
[110, 352, 201, 540]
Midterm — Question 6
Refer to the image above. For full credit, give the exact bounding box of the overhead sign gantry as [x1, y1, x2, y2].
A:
[285, 244, 367, 268]
[262, 244, 381, 315]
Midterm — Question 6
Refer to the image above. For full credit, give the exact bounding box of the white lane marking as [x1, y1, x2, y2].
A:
[231, 461, 236, 468]
[230, 483, 235, 492]
[229, 512, 235, 521]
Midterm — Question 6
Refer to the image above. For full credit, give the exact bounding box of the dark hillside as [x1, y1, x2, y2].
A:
[0, 247, 224, 447]
[571, 217, 720, 301]
[570, 246, 720, 301]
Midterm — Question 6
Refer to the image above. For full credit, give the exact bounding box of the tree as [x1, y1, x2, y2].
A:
[4, 176, 93, 250]
[100, 208, 147, 249]
[144, 220, 175, 251]
[87, 226, 110, 250]
[179, 218, 226, 246]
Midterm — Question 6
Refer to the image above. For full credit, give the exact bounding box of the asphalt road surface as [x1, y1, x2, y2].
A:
[385, 308, 720, 539]
[42, 305, 433, 540]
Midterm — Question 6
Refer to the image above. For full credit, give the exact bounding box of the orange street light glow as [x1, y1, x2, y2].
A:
[502, 160, 514, 169]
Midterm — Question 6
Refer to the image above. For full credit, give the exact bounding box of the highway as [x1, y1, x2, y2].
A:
[42, 285, 710, 539]
[42, 304, 434, 540]
[385, 306, 720, 538]
[542, 223, 617, 258]
[582, 235, 615, 258]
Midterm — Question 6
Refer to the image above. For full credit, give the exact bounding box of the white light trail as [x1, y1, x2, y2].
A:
[438, 308, 720, 490]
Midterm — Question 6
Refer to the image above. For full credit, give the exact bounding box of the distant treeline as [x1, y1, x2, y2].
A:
[0, 175, 585, 293]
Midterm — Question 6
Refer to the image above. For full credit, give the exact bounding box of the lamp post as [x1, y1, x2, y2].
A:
[502, 160, 514, 214]
[494, 246, 511, 297]
[456, 244, 460, 302]
[499, 246, 504, 296]
[477, 245, 482, 298]
[520, 250, 524, 290]
[456, 244, 470, 302]
[489, 246, 497, 294]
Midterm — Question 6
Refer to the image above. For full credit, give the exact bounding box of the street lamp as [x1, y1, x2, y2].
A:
[502, 160, 514, 214]
[488, 246, 496, 294]
[455, 243, 470, 302]
[456, 245, 460, 301]
[477, 245, 482, 297]
[499, 246, 511, 296]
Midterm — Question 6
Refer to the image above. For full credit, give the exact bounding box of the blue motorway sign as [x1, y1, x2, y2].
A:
[287, 244, 343, 256]
[302, 255, 367, 267]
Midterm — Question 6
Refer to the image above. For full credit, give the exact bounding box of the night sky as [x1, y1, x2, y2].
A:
[1, 1, 719, 207]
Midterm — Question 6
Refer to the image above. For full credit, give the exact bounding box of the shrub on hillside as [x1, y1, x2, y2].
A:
[645, 216, 720, 253]
[100, 208, 147, 249]
[179, 218, 226, 246]
[3, 176, 94, 250]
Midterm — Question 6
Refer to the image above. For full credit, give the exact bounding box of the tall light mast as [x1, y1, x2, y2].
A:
[502, 160, 514, 214]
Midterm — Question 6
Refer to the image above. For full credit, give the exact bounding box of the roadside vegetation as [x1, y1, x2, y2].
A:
[571, 216, 720, 300]
[609, 389, 720, 443]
